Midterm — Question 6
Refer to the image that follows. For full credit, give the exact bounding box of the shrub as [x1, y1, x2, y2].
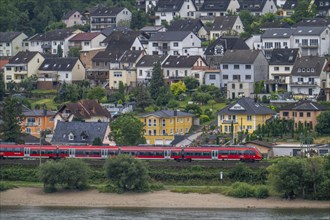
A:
[0, 182, 16, 191]
[255, 185, 269, 198]
[229, 182, 255, 198]
[200, 114, 210, 123]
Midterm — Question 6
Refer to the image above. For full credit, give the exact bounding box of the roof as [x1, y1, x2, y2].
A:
[260, 22, 291, 29]
[21, 134, 51, 145]
[92, 50, 124, 62]
[167, 19, 203, 33]
[140, 26, 165, 32]
[245, 140, 273, 148]
[204, 36, 249, 55]
[293, 18, 330, 27]
[156, 0, 185, 12]
[62, 10, 81, 19]
[39, 58, 79, 71]
[119, 50, 144, 63]
[200, 0, 231, 11]
[280, 100, 328, 111]
[141, 110, 195, 118]
[282, 0, 298, 10]
[218, 97, 276, 115]
[102, 30, 142, 50]
[149, 31, 193, 41]
[7, 51, 40, 64]
[211, 16, 239, 31]
[292, 26, 327, 36]
[0, 32, 25, 43]
[22, 107, 56, 117]
[291, 56, 326, 76]
[261, 28, 294, 38]
[69, 32, 103, 41]
[268, 48, 299, 65]
[90, 7, 125, 16]
[162, 55, 202, 68]
[324, 59, 330, 72]
[136, 55, 168, 67]
[27, 29, 76, 41]
[101, 26, 132, 36]
[221, 50, 261, 64]
[238, 0, 269, 12]
[52, 121, 109, 145]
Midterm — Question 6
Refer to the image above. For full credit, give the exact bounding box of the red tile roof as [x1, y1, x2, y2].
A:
[69, 32, 102, 41]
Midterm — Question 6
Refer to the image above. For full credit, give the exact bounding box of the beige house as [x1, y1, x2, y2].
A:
[209, 16, 244, 39]
[4, 51, 44, 89]
[62, 10, 86, 27]
[244, 140, 274, 159]
[0, 32, 28, 56]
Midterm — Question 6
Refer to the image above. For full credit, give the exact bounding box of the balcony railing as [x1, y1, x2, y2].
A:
[299, 43, 318, 48]
[159, 46, 170, 50]
[26, 122, 36, 126]
[290, 81, 317, 86]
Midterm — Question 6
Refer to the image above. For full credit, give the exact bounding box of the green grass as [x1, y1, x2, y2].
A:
[31, 89, 57, 94]
[168, 185, 231, 194]
[28, 98, 59, 110]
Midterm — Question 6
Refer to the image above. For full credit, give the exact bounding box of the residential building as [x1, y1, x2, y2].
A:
[324, 59, 330, 101]
[154, 0, 197, 26]
[68, 32, 106, 51]
[139, 110, 195, 145]
[62, 10, 86, 27]
[279, 100, 328, 130]
[148, 31, 202, 56]
[79, 48, 106, 69]
[267, 48, 300, 93]
[292, 18, 330, 28]
[280, 0, 297, 17]
[136, 54, 168, 84]
[4, 51, 45, 89]
[54, 100, 111, 128]
[204, 70, 222, 88]
[199, 0, 240, 17]
[101, 26, 132, 37]
[139, 26, 166, 37]
[220, 50, 268, 99]
[238, 0, 277, 16]
[314, 0, 330, 17]
[218, 97, 276, 135]
[52, 121, 113, 145]
[37, 58, 85, 89]
[244, 140, 274, 158]
[0, 32, 28, 56]
[167, 19, 208, 40]
[90, 7, 132, 32]
[162, 55, 208, 85]
[289, 56, 327, 99]
[209, 16, 244, 39]
[101, 30, 145, 51]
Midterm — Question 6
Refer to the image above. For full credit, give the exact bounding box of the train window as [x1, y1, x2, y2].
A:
[220, 150, 228, 155]
[244, 150, 256, 155]
[171, 152, 180, 156]
[31, 150, 38, 154]
[229, 150, 237, 155]
[46, 150, 54, 154]
[237, 150, 243, 155]
[0, 148, 5, 152]
[202, 152, 211, 156]
[92, 151, 100, 155]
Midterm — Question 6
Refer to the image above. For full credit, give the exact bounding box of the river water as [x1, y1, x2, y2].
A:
[0, 207, 329, 220]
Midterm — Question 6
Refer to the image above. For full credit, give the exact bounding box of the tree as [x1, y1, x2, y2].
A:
[68, 47, 80, 58]
[87, 86, 106, 101]
[57, 44, 63, 57]
[0, 97, 23, 143]
[291, 0, 317, 23]
[167, 99, 179, 109]
[135, 84, 153, 112]
[45, 21, 66, 32]
[155, 86, 173, 106]
[109, 114, 146, 145]
[104, 155, 150, 192]
[315, 111, 330, 135]
[170, 81, 186, 97]
[183, 77, 199, 90]
[149, 61, 165, 100]
[118, 81, 126, 102]
[0, 73, 5, 101]
[19, 75, 37, 92]
[185, 104, 202, 117]
[92, 137, 102, 146]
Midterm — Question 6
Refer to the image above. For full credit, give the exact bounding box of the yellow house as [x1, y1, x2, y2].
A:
[139, 110, 194, 145]
[218, 97, 276, 135]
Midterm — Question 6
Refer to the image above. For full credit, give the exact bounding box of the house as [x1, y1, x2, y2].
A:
[139, 110, 195, 145]
[244, 140, 274, 158]
[209, 16, 244, 39]
[136, 54, 168, 84]
[154, 0, 197, 26]
[279, 100, 328, 130]
[54, 100, 111, 128]
[21, 106, 56, 138]
[79, 48, 106, 70]
[52, 121, 113, 145]
[148, 31, 202, 56]
[220, 50, 268, 99]
[238, 0, 277, 16]
[199, 0, 240, 17]
[289, 56, 327, 99]
[267, 48, 300, 93]
[68, 32, 106, 51]
[167, 19, 208, 40]
[0, 32, 28, 56]
[24, 29, 81, 57]
[324, 59, 330, 101]
[291, 26, 330, 57]
[3, 51, 45, 89]
[37, 57, 85, 89]
[162, 55, 208, 85]
[280, 0, 297, 17]
[101, 30, 145, 51]
[90, 7, 132, 32]
[204, 69, 222, 88]
[292, 18, 330, 28]
[217, 97, 276, 135]
[314, 0, 330, 17]
[62, 10, 86, 27]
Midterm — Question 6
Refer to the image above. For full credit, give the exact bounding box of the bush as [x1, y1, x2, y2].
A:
[0, 182, 16, 191]
[228, 182, 255, 198]
[255, 185, 269, 198]
[200, 114, 210, 123]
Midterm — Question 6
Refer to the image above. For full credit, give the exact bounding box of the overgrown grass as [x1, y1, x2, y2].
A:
[28, 98, 59, 110]
[313, 136, 330, 144]
[169, 186, 230, 194]
[31, 89, 57, 94]
[0, 181, 17, 191]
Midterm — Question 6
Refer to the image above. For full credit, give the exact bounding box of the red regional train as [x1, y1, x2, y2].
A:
[0, 144, 262, 162]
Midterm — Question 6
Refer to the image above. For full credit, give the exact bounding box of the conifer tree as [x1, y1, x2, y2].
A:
[149, 61, 165, 100]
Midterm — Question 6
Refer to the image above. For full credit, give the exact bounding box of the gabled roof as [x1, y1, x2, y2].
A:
[39, 58, 79, 71]
[136, 55, 168, 67]
[102, 30, 142, 51]
[22, 107, 56, 117]
[269, 48, 299, 65]
[204, 36, 249, 55]
[92, 50, 124, 62]
[119, 50, 144, 63]
[167, 19, 203, 33]
[101, 26, 132, 36]
[280, 100, 328, 111]
[291, 56, 326, 76]
[52, 121, 109, 145]
[7, 51, 40, 64]
[282, 0, 298, 10]
[149, 31, 193, 41]
[260, 22, 291, 29]
[261, 28, 294, 38]
[0, 32, 25, 43]
[62, 10, 81, 19]
[156, 0, 185, 12]
[162, 55, 203, 68]
[200, 0, 231, 11]
[69, 32, 104, 41]
[90, 7, 125, 16]
[27, 29, 76, 41]
[218, 97, 276, 115]
[221, 50, 261, 64]
[211, 16, 239, 31]
[141, 110, 194, 118]
[140, 26, 165, 32]
[292, 26, 327, 36]
[293, 18, 330, 27]
[238, 0, 270, 12]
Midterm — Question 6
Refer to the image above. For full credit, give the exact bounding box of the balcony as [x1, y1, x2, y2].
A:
[290, 81, 317, 86]
[299, 43, 318, 48]
[266, 79, 286, 84]
[91, 19, 116, 24]
[159, 46, 170, 50]
[221, 120, 238, 124]
[86, 70, 109, 80]
[26, 122, 37, 126]
[41, 44, 51, 49]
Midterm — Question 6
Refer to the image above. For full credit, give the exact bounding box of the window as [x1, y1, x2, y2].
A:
[162, 130, 166, 135]
[6, 75, 12, 80]
[153, 119, 157, 126]
[295, 39, 299, 44]
[224, 126, 228, 132]
[84, 41, 89, 46]
[26, 128, 31, 134]
[139, 70, 142, 76]
[148, 130, 152, 135]
[265, 42, 273, 49]
[233, 75, 240, 80]
[66, 73, 69, 79]
[27, 117, 36, 126]
[275, 42, 281, 48]
[170, 129, 173, 134]
[232, 84, 235, 89]
[285, 67, 290, 71]
[162, 119, 166, 126]
[173, 42, 178, 47]
[234, 65, 239, 69]
[209, 75, 216, 80]
[69, 133, 74, 140]
[307, 112, 311, 117]
[148, 119, 151, 126]
[167, 70, 170, 76]
[187, 118, 190, 122]
[274, 67, 279, 71]
[283, 112, 289, 117]
[239, 84, 243, 89]
[152, 42, 158, 47]
[184, 70, 188, 76]
[302, 39, 308, 46]
[154, 130, 156, 135]
[247, 115, 252, 121]
[283, 42, 287, 47]
[223, 75, 228, 80]
[222, 64, 228, 69]
[310, 39, 318, 46]
[245, 65, 251, 69]
[247, 125, 252, 130]
[245, 75, 251, 80]
[299, 112, 303, 117]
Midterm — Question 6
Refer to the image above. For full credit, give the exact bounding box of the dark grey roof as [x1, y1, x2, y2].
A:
[221, 50, 261, 64]
[280, 100, 329, 111]
[92, 50, 124, 62]
[282, 0, 298, 10]
[292, 26, 327, 36]
[204, 36, 249, 55]
[238, 0, 269, 12]
[141, 110, 195, 118]
[62, 10, 80, 19]
[268, 48, 299, 65]
[27, 29, 75, 41]
[218, 97, 276, 115]
[292, 18, 330, 27]
[260, 22, 291, 29]
[261, 28, 294, 38]
[101, 26, 132, 36]
[200, 0, 231, 11]
[102, 31, 142, 50]
[149, 31, 193, 41]
[136, 55, 168, 67]
[163, 55, 203, 68]
[291, 56, 326, 76]
[39, 58, 79, 71]
[314, 0, 330, 12]
[245, 140, 273, 148]
[7, 51, 40, 64]
[22, 108, 56, 117]
[0, 32, 25, 43]
[167, 19, 204, 34]
[140, 26, 165, 32]
[156, 0, 185, 12]
[52, 121, 109, 145]
[119, 50, 144, 63]
[211, 16, 239, 31]
[90, 7, 125, 16]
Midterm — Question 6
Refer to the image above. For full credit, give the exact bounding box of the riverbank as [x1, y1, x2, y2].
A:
[1, 187, 330, 209]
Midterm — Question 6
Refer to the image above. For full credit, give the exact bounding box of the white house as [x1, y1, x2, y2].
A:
[136, 54, 168, 84]
[68, 32, 106, 50]
[238, 0, 277, 16]
[199, 0, 240, 17]
[0, 32, 28, 56]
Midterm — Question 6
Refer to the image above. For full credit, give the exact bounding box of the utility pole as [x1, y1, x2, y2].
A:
[39, 130, 42, 166]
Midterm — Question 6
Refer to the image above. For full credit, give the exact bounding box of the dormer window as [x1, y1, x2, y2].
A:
[298, 68, 301, 72]
[69, 133, 74, 141]
[311, 68, 315, 72]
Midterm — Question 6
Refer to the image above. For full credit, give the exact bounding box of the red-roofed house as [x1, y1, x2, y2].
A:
[69, 32, 106, 51]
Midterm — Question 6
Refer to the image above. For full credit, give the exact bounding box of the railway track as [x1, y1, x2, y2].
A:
[0, 159, 271, 168]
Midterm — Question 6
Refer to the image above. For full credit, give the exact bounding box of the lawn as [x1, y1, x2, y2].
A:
[28, 98, 59, 111]
[31, 89, 57, 94]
